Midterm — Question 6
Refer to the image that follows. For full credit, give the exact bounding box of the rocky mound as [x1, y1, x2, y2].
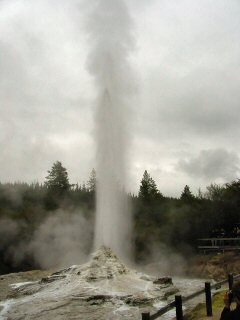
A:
[0, 247, 178, 320]
[49, 247, 129, 282]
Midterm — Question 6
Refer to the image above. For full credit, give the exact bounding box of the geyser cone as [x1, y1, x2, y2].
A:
[2, 247, 178, 319]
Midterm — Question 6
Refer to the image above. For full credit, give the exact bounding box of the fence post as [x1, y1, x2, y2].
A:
[175, 295, 183, 320]
[228, 273, 234, 291]
[142, 312, 150, 320]
[205, 282, 213, 317]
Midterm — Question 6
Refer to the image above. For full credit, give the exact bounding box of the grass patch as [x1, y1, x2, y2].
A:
[185, 290, 225, 320]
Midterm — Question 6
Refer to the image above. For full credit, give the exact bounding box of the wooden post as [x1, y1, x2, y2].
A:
[142, 312, 150, 320]
[175, 295, 183, 320]
[228, 273, 234, 291]
[205, 282, 213, 317]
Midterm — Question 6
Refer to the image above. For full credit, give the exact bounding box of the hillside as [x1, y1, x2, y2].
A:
[187, 252, 240, 280]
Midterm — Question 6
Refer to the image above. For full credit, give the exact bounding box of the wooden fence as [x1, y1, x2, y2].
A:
[198, 238, 240, 253]
[142, 273, 240, 320]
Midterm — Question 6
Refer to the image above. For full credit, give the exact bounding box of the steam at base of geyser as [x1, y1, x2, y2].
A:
[87, 0, 135, 259]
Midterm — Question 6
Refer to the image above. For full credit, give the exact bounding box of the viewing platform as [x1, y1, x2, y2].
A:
[198, 238, 240, 254]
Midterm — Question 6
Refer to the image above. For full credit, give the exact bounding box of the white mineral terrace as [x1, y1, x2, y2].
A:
[0, 247, 209, 320]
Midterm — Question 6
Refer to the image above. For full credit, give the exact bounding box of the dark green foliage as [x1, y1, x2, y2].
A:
[87, 168, 96, 193]
[134, 171, 165, 260]
[180, 185, 195, 202]
[204, 183, 225, 201]
[138, 170, 162, 202]
[45, 161, 71, 194]
[1, 163, 240, 273]
[134, 175, 240, 261]
[224, 179, 240, 205]
[44, 161, 72, 210]
[0, 162, 95, 275]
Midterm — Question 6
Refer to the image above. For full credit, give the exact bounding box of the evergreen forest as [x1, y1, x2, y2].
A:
[1, 161, 240, 275]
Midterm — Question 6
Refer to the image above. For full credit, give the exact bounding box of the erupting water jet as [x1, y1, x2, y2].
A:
[86, 0, 135, 258]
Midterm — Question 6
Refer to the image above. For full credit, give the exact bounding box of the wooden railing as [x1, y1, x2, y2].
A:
[142, 273, 240, 320]
[198, 238, 240, 253]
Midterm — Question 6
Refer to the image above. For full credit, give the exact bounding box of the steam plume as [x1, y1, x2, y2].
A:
[86, 0, 135, 258]
[30, 211, 92, 269]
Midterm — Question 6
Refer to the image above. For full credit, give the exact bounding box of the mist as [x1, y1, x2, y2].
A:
[141, 242, 192, 278]
[0, 218, 20, 252]
[86, 0, 135, 259]
[29, 210, 92, 269]
[0, 208, 93, 271]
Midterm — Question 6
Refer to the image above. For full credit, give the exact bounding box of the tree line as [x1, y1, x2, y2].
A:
[0, 161, 240, 274]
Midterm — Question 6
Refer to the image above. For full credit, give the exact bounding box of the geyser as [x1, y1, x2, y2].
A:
[87, 0, 135, 258]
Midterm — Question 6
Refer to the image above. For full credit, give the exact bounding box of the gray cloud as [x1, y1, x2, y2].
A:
[178, 149, 240, 182]
[139, 69, 240, 139]
[133, 0, 240, 144]
[0, 0, 94, 183]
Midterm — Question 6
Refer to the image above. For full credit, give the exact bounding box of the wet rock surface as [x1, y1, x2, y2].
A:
[153, 277, 173, 285]
[0, 247, 178, 320]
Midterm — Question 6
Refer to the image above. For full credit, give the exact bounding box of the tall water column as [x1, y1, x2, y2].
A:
[87, 0, 135, 259]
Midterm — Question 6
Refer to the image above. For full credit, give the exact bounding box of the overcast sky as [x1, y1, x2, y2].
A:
[0, 0, 240, 197]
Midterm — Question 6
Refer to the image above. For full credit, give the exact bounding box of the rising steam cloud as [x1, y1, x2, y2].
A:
[0, 211, 93, 270]
[86, 0, 135, 259]
[30, 211, 92, 269]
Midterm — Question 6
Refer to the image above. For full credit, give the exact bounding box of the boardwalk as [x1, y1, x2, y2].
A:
[198, 238, 240, 253]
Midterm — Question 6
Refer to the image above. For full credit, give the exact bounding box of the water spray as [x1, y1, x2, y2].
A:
[86, 0, 135, 259]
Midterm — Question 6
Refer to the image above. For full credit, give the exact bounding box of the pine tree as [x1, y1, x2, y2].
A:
[45, 161, 71, 195]
[87, 168, 96, 193]
[138, 170, 162, 201]
[180, 185, 195, 202]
